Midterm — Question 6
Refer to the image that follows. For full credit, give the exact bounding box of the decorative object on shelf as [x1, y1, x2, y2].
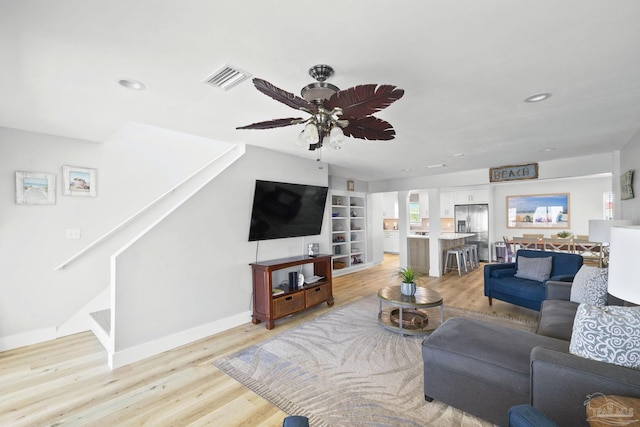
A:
[347, 179, 355, 191]
[620, 170, 634, 200]
[236, 64, 404, 152]
[395, 266, 421, 296]
[15, 171, 56, 205]
[62, 165, 97, 197]
[351, 210, 358, 217]
[506, 193, 570, 229]
[308, 243, 319, 257]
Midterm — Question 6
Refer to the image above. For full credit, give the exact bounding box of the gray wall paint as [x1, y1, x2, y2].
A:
[0, 124, 233, 341]
[620, 131, 640, 222]
[113, 146, 329, 350]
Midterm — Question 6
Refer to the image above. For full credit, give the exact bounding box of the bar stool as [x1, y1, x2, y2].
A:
[465, 244, 479, 269]
[461, 245, 474, 271]
[444, 247, 467, 276]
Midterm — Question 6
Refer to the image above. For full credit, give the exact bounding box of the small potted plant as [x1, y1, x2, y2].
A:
[395, 266, 420, 296]
[557, 230, 572, 238]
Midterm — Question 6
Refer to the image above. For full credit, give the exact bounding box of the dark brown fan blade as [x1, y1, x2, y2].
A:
[324, 84, 404, 118]
[236, 117, 304, 130]
[342, 116, 397, 141]
[253, 78, 317, 114]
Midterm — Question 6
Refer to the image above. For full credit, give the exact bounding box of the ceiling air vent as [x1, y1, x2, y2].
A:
[204, 65, 252, 91]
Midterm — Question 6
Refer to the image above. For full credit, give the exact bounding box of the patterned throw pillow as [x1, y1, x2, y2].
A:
[570, 304, 640, 369]
[570, 265, 608, 306]
[514, 256, 553, 282]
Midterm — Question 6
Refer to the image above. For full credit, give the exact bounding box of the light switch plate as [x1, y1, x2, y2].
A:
[66, 228, 81, 239]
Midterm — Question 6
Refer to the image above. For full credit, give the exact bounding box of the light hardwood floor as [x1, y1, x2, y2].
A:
[0, 255, 537, 426]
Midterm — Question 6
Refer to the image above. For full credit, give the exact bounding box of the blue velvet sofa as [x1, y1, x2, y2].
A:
[484, 249, 583, 311]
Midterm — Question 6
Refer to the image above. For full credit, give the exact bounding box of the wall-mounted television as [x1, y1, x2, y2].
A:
[248, 180, 329, 241]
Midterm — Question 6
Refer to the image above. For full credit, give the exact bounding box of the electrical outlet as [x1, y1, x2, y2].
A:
[65, 228, 81, 239]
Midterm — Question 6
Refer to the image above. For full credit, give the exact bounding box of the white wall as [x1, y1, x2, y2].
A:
[491, 175, 612, 241]
[620, 131, 640, 222]
[112, 145, 329, 352]
[0, 124, 234, 347]
[369, 152, 614, 193]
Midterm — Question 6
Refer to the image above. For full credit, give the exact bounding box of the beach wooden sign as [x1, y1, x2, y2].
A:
[490, 163, 538, 182]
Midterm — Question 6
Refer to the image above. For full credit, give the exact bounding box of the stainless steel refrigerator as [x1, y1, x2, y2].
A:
[454, 204, 489, 262]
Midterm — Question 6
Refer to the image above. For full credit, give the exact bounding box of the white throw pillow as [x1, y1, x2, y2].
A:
[514, 256, 553, 282]
[570, 265, 608, 306]
[569, 304, 640, 370]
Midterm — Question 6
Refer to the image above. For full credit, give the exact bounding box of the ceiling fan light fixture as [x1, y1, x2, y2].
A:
[329, 126, 345, 149]
[301, 82, 340, 103]
[301, 122, 320, 145]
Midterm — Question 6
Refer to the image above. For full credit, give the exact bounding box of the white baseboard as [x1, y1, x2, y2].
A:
[108, 310, 252, 369]
[0, 327, 58, 352]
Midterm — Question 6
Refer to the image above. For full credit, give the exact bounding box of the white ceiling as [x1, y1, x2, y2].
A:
[2, 0, 640, 181]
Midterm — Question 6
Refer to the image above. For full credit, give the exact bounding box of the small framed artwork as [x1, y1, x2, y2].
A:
[620, 170, 634, 200]
[507, 193, 570, 229]
[15, 171, 56, 205]
[347, 180, 355, 192]
[62, 165, 96, 197]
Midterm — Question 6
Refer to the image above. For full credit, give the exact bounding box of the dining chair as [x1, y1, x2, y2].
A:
[512, 237, 542, 250]
[503, 236, 516, 262]
[543, 237, 572, 253]
[573, 240, 604, 266]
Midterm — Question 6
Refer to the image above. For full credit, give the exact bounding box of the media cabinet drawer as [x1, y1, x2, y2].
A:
[305, 283, 331, 306]
[273, 292, 305, 318]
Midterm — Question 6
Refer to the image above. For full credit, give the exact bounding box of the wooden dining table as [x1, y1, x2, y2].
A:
[507, 237, 605, 266]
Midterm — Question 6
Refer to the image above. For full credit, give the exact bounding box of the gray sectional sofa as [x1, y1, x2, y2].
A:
[422, 281, 640, 426]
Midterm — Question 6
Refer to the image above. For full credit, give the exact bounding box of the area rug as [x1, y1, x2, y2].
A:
[214, 295, 536, 427]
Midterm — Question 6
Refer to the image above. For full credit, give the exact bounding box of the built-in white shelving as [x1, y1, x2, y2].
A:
[330, 191, 367, 274]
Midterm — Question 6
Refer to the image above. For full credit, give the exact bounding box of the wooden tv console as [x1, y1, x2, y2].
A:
[250, 254, 334, 329]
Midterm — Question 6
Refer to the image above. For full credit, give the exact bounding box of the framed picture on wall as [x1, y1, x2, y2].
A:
[620, 170, 634, 200]
[15, 171, 56, 205]
[62, 165, 96, 197]
[506, 193, 570, 229]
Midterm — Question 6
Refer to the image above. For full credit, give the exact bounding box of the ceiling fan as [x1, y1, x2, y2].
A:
[236, 65, 404, 151]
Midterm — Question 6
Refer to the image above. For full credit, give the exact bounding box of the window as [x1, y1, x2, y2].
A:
[409, 202, 421, 224]
[603, 191, 613, 220]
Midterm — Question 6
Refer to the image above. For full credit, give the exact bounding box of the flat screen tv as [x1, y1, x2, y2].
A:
[248, 180, 329, 241]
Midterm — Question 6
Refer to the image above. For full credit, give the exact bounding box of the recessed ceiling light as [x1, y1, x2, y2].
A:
[453, 153, 465, 157]
[426, 163, 445, 169]
[541, 147, 556, 152]
[118, 79, 146, 90]
[524, 93, 551, 103]
[402, 168, 412, 172]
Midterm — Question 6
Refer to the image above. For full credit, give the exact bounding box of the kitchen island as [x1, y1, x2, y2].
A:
[407, 233, 475, 275]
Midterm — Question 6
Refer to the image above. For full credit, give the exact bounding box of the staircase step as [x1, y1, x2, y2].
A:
[90, 309, 111, 335]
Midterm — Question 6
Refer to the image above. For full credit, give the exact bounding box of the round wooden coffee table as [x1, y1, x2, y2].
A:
[377, 286, 444, 335]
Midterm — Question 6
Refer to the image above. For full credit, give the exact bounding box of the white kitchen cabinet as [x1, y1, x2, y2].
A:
[454, 189, 489, 205]
[382, 193, 398, 218]
[383, 230, 400, 253]
[418, 191, 429, 219]
[440, 192, 455, 217]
